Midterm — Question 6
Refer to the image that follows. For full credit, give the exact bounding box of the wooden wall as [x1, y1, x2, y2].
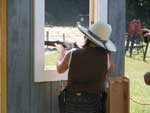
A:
[8, 0, 62, 113]
[0, 0, 8, 113]
[8, 0, 125, 113]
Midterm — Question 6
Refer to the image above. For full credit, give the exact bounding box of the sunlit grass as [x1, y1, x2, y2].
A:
[45, 51, 58, 67]
[125, 49, 150, 113]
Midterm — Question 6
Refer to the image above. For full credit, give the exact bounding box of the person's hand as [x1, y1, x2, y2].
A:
[144, 72, 150, 85]
[141, 29, 150, 38]
[55, 43, 65, 53]
[144, 32, 150, 38]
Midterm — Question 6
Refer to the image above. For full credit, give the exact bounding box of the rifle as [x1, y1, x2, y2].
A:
[45, 41, 79, 50]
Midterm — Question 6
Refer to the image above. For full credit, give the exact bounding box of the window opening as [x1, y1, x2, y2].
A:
[44, 0, 89, 69]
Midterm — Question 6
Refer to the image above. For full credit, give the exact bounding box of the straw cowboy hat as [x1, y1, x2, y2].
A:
[77, 21, 116, 52]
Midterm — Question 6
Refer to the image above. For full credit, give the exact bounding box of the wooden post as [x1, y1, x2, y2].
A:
[98, 0, 108, 23]
[107, 77, 129, 113]
[0, 0, 8, 113]
[91, 0, 108, 24]
[108, 0, 126, 76]
[94, 0, 98, 22]
[89, 0, 95, 26]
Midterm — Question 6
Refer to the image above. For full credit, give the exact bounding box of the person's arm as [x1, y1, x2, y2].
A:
[107, 53, 115, 73]
[141, 29, 150, 38]
[144, 32, 150, 38]
[55, 44, 71, 73]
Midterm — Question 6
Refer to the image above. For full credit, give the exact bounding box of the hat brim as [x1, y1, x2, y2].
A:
[77, 23, 116, 52]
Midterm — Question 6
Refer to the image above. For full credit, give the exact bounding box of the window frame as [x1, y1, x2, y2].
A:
[33, 0, 108, 82]
[34, 0, 67, 82]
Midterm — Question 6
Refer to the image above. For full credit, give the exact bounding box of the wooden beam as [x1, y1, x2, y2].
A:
[94, 0, 98, 22]
[89, 0, 108, 25]
[89, 0, 95, 25]
[0, 0, 8, 112]
[107, 77, 129, 113]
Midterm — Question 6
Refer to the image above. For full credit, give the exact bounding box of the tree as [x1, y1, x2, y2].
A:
[126, 0, 150, 28]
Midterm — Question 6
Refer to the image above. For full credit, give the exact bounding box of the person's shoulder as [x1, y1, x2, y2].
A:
[65, 48, 79, 56]
[68, 48, 86, 57]
[66, 48, 78, 54]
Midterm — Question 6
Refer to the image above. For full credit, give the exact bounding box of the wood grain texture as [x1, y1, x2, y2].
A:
[108, 0, 126, 76]
[0, 0, 8, 113]
[8, 0, 32, 113]
[107, 77, 129, 113]
[89, 0, 94, 25]
[8, 0, 63, 112]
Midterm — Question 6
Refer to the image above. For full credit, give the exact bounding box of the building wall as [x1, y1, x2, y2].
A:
[8, 0, 125, 113]
[8, 0, 62, 113]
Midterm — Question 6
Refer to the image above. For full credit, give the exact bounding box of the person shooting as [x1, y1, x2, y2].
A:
[55, 21, 116, 113]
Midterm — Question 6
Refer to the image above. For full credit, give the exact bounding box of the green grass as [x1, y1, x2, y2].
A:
[45, 51, 58, 67]
[125, 50, 150, 113]
[45, 50, 150, 113]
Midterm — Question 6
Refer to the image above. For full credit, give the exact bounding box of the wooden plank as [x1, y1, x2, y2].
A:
[108, 0, 126, 76]
[30, 82, 53, 113]
[31, 83, 51, 113]
[94, 0, 98, 22]
[107, 77, 129, 113]
[39, 83, 51, 113]
[8, 0, 31, 113]
[0, 0, 2, 113]
[51, 81, 67, 113]
[0, 0, 8, 113]
[30, 84, 40, 113]
[29, 0, 40, 112]
[51, 82, 59, 113]
[30, 0, 52, 112]
[89, 0, 94, 25]
[7, 0, 53, 113]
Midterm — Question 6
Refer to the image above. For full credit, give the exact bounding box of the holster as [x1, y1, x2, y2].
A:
[58, 89, 66, 113]
[102, 92, 107, 113]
